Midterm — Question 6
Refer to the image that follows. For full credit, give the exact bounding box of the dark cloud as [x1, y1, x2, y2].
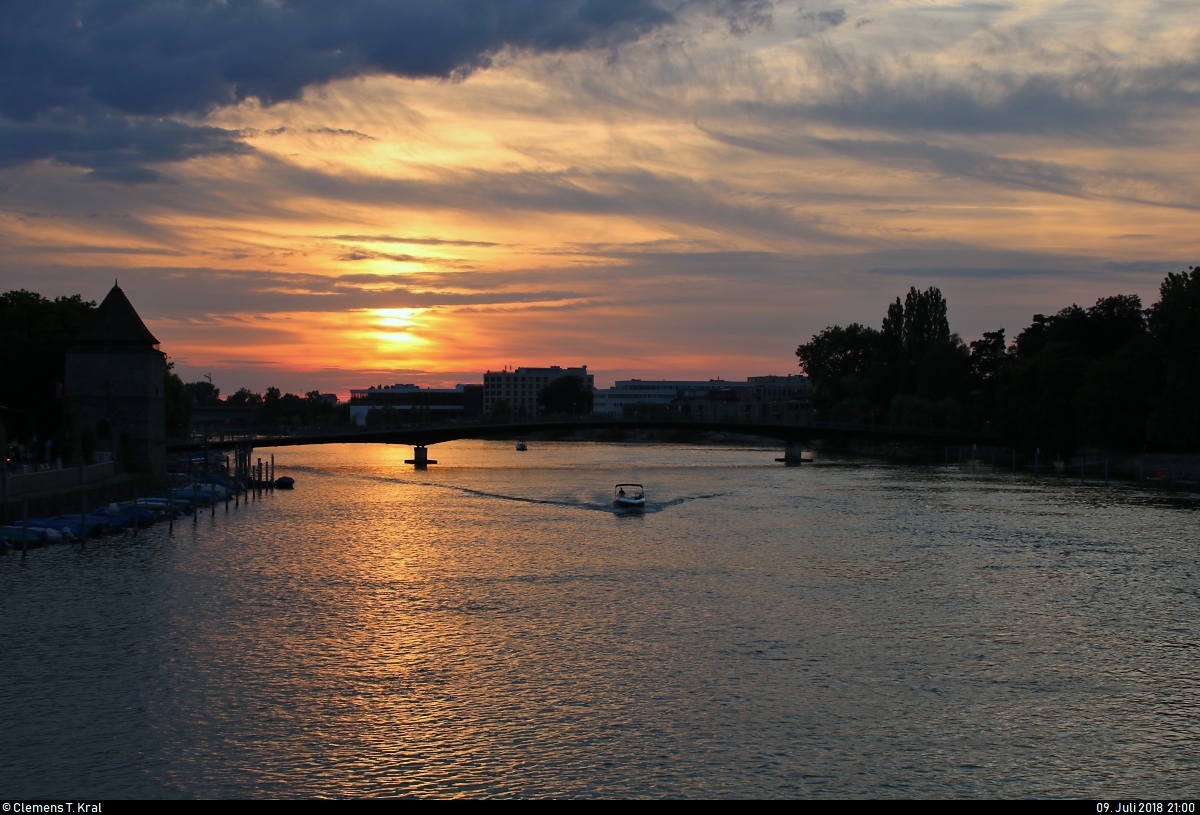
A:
[796, 55, 1200, 138]
[0, 1, 679, 122]
[710, 0, 773, 35]
[0, 0, 746, 174]
[0, 111, 249, 176]
[796, 4, 845, 36]
[12, 265, 591, 316]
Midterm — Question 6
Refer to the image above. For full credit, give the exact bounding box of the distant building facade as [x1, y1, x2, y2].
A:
[594, 375, 813, 421]
[348, 383, 482, 426]
[482, 365, 593, 418]
[63, 284, 166, 474]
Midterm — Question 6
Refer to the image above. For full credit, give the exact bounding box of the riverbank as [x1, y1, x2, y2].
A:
[1, 462, 160, 523]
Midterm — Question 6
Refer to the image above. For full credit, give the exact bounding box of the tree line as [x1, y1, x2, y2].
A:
[183, 381, 348, 431]
[795, 266, 1200, 454]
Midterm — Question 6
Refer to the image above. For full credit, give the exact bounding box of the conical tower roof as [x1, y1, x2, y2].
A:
[72, 283, 160, 348]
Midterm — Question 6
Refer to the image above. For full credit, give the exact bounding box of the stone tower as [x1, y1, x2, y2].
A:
[64, 284, 166, 475]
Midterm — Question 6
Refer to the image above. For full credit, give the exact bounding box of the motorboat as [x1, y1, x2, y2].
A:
[275, 476, 295, 489]
[515, 441, 528, 451]
[613, 483, 645, 509]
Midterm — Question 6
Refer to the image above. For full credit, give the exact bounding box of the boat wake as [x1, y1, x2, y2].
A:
[298, 466, 732, 514]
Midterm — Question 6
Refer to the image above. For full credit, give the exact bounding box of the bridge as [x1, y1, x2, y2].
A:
[168, 417, 985, 468]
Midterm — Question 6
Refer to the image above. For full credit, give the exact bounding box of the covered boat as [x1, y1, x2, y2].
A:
[613, 483, 645, 509]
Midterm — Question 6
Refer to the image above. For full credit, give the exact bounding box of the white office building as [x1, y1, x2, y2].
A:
[592, 379, 740, 415]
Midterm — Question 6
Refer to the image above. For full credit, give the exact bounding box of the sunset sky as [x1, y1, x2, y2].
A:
[2, 0, 1197, 397]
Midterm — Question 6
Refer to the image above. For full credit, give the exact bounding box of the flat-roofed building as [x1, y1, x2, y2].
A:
[593, 375, 813, 421]
[593, 379, 739, 415]
[348, 383, 482, 426]
[482, 365, 592, 418]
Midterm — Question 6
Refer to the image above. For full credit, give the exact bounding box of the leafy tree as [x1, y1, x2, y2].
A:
[1146, 266, 1200, 449]
[998, 293, 1152, 453]
[797, 286, 966, 424]
[227, 388, 263, 406]
[795, 322, 882, 417]
[165, 365, 192, 438]
[0, 290, 96, 444]
[537, 376, 593, 416]
[184, 380, 221, 405]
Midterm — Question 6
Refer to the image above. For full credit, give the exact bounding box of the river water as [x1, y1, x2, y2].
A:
[2, 440, 1198, 798]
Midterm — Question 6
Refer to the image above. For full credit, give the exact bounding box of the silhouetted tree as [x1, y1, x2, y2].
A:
[0, 290, 95, 444]
[165, 364, 192, 437]
[795, 322, 883, 419]
[537, 376, 593, 416]
[226, 388, 263, 407]
[1146, 266, 1200, 449]
[797, 286, 967, 425]
[996, 293, 1153, 453]
[184, 380, 221, 405]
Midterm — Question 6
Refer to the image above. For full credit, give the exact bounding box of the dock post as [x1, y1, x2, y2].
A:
[270, 454, 275, 492]
[21, 496, 28, 557]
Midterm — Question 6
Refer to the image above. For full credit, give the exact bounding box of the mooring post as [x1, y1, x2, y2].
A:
[133, 487, 138, 535]
[169, 482, 174, 535]
[270, 454, 275, 492]
[79, 462, 87, 544]
[21, 496, 28, 557]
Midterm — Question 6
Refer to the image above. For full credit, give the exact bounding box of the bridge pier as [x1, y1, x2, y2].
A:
[404, 445, 437, 469]
[776, 442, 812, 466]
